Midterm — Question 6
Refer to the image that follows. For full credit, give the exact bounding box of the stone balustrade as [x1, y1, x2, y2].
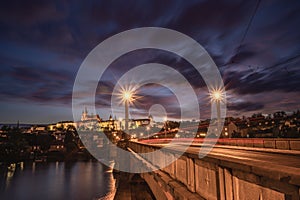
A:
[128, 141, 300, 200]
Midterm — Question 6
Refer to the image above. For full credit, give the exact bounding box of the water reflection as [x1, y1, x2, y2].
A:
[32, 162, 35, 174]
[0, 162, 115, 200]
[5, 163, 16, 189]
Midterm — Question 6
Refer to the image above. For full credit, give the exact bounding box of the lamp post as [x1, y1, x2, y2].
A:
[125, 99, 129, 132]
[122, 91, 133, 133]
[211, 90, 223, 137]
[164, 117, 167, 139]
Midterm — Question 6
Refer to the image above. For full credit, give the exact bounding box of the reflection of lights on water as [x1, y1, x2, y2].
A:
[6, 163, 16, 188]
[7, 171, 14, 178]
[55, 161, 59, 176]
[7, 167, 15, 178]
[32, 162, 35, 173]
[20, 162, 24, 171]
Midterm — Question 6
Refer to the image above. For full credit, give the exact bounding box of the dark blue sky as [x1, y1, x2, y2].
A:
[0, 0, 300, 123]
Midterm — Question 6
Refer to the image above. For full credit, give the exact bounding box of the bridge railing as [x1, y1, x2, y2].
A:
[140, 138, 300, 151]
[217, 138, 300, 150]
[128, 141, 300, 200]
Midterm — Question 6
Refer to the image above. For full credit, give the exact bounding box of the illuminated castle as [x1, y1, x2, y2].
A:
[78, 107, 152, 131]
[77, 107, 101, 131]
[81, 107, 100, 121]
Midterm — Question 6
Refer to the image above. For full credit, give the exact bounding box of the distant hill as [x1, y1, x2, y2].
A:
[0, 123, 36, 128]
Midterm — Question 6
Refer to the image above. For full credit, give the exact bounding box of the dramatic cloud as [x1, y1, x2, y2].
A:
[0, 0, 299, 123]
[227, 101, 264, 112]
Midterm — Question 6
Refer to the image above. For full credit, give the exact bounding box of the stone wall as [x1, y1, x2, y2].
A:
[217, 138, 300, 150]
[129, 142, 300, 200]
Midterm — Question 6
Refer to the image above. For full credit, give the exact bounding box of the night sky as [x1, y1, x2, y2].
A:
[0, 0, 300, 123]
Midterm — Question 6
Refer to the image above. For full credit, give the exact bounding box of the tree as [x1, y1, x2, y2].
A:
[36, 134, 54, 151]
[0, 129, 28, 164]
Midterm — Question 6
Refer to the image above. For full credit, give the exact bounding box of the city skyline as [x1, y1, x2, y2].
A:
[1, 0, 300, 123]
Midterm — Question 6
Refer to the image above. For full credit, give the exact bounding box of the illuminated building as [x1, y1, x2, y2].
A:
[77, 107, 101, 131]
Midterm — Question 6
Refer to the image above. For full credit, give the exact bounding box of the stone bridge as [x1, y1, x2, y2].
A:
[126, 141, 300, 200]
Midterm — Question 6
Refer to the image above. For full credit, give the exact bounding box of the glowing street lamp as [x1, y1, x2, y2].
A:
[115, 85, 140, 135]
[123, 91, 132, 102]
[212, 91, 221, 101]
[210, 89, 224, 136]
[212, 91, 221, 129]
[163, 117, 168, 138]
[122, 91, 132, 133]
[120, 89, 135, 133]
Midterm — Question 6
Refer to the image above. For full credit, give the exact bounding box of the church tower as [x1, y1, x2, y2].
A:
[81, 107, 88, 121]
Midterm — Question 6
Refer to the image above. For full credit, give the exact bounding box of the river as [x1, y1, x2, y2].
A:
[0, 161, 116, 200]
